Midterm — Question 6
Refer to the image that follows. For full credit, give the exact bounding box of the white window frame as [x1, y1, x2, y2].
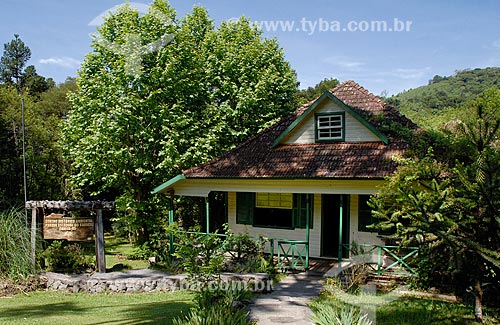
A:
[316, 113, 344, 141]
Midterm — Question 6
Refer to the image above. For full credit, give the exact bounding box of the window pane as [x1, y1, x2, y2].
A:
[256, 192, 292, 209]
[317, 114, 343, 140]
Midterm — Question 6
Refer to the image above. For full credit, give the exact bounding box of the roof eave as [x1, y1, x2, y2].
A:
[151, 174, 186, 195]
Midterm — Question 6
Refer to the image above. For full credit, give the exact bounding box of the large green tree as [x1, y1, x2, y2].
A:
[371, 89, 500, 322]
[62, 1, 298, 242]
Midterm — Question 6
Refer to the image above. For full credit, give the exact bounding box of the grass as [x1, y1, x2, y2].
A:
[312, 292, 499, 325]
[77, 235, 151, 271]
[0, 290, 194, 324]
[0, 208, 33, 280]
[377, 296, 499, 325]
[103, 235, 150, 270]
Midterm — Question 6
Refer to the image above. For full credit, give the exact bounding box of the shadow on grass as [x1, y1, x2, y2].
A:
[91, 301, 193, 325]
[0, 301, 84, 320]
[112, 302, 192, 324]
[0, 297, 192, 325]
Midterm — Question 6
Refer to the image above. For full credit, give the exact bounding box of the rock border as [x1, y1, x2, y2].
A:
[43, 269, 271, 293]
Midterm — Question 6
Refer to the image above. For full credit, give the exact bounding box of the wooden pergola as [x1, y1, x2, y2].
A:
[26, 200, 115, 273]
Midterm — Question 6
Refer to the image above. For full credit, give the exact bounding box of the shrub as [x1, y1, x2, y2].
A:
[311, 279, 374, 325]
[173, 285, 254, 325]
[172, 304, 252, 325]
[128, 231, 171, 262]
[0, 208, 35, 280]
[223, 228, 276, 275]
[43, 240, 93, 273]
[168, 223, 257, 325]
[310, 301, 373, 325]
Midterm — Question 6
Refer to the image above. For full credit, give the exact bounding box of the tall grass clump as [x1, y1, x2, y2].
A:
[0, 208, 35, 280]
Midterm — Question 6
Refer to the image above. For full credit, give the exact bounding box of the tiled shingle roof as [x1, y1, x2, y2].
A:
[183, 80, 417, 179]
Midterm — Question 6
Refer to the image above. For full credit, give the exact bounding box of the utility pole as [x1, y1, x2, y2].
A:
[21, 96, 27, 216]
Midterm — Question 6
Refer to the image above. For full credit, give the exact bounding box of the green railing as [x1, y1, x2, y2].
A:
[269, 239, 309, 270]
[340, 243, 419, 276]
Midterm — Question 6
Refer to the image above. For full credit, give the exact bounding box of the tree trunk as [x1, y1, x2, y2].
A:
[474, 277, 483, 323]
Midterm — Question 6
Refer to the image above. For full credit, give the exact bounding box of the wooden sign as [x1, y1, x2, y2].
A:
[43, 213, 94, 242]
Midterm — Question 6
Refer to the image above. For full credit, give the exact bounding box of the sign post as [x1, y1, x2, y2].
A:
[26, 201, 115, 273]
[95, 209, 106, 273]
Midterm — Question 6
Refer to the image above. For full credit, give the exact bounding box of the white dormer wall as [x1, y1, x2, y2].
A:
[283, 99, 381, 145]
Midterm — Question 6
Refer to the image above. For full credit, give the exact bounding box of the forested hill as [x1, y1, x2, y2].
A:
[387, 67, 500, 129]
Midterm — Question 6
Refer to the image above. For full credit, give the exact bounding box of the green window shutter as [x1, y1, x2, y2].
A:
[358, 195, 376, 232]
[236, 192, 254, 225]
[293, 194, 314, 229]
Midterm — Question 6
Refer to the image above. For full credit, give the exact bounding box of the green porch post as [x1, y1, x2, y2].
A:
[205, 196, 210, 233]
[305, 194, 310, 267]
[168, 196, 174, 256]
[338, 194, 344, 264]
[306, 195, 310, 243]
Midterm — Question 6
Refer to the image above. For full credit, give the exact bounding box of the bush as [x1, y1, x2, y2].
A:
[173, 285, 254, 325]
[224, 231, 271, 274]
[0, 208, 35, 280]
[172, 304, 252, 325]
[128, 231, 172, 262]
[168, 223, 257, 325]
[310, 300, 373, 325]
[43, 240, 93, 273]
[167, 223, 277, 279]
[311, 278, 377, 325]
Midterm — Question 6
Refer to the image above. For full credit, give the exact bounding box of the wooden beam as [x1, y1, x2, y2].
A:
[26, 201, 115, 211]
[95, 209, 106, 273]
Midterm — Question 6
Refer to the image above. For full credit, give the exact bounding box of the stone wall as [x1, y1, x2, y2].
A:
[44, 269, 271, 293]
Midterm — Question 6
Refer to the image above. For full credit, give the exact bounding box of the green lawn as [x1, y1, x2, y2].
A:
[377, 296, 499, 325]
[312, 289, 499, 325]
[0, 291, 194, 324]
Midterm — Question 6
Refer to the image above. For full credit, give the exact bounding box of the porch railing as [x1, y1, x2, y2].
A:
[271, 239, 309, 270]
[340, 243, 419, 276]
[172, 231, 417, 275]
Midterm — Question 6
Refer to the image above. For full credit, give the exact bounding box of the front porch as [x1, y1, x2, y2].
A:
[272, 239, 418, 276]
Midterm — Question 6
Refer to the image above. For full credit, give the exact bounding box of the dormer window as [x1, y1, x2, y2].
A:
[316, 112, 345, 142]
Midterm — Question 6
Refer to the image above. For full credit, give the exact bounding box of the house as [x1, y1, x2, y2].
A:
[153, 80, 417, 264]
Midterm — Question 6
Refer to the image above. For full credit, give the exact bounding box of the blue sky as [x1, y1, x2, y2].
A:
[1, 0, 500, 95]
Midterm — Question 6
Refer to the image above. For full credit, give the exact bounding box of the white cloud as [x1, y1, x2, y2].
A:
[323, 56, 366, 70]
[39, 57, 82, 69]
[389, 67, 431, 80]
